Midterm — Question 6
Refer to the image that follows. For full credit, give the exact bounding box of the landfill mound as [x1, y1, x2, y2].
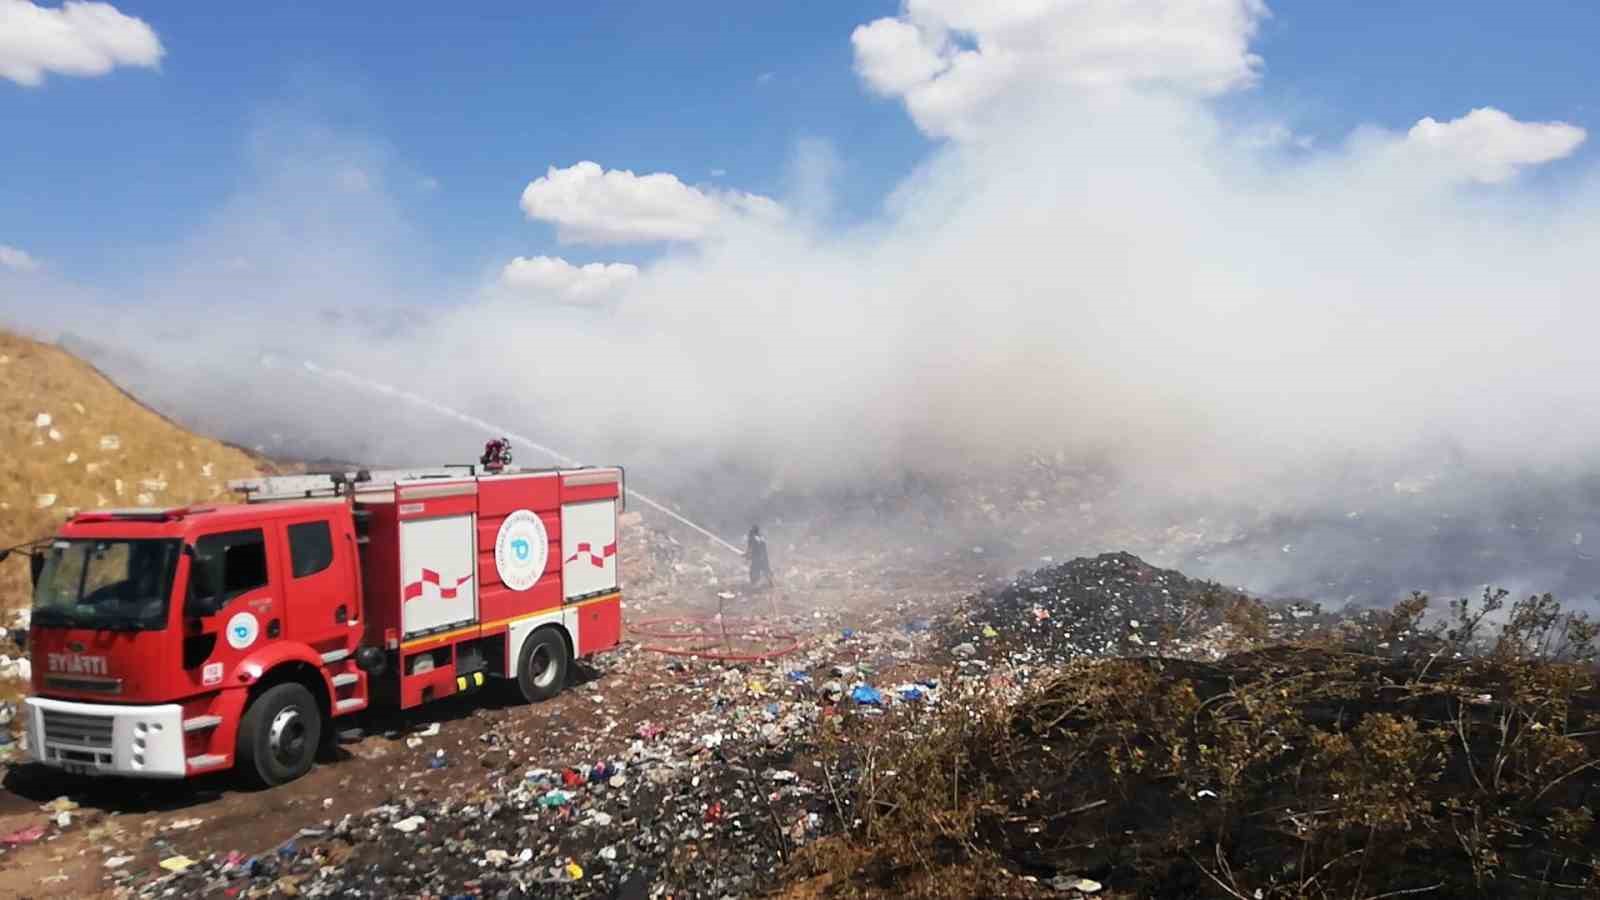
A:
[0, 329, 269, 612]
[940, 551, 1272, 669]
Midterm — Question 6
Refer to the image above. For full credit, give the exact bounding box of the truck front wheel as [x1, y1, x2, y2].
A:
[238, 682, 323, 787]
[516, 629, 569, 703]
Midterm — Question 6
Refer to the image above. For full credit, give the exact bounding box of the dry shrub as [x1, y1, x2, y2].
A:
[793, 585, 1600, 899]
[793, 680, 1016, 899]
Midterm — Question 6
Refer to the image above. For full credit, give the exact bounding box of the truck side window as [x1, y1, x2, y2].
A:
[190, 529, 269, 612]
[288, 521, 334, 578]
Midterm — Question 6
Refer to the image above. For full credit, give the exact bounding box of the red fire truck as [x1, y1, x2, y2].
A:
[21, 453, 625, 786]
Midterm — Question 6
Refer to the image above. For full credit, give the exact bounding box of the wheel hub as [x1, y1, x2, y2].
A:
[531, 645, 558, 688]
[268, 705, 307, 766]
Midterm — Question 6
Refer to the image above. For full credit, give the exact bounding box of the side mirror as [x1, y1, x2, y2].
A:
[182, 544, 224, 619]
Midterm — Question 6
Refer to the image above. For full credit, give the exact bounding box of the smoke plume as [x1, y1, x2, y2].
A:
[5, 1, 1599, 605]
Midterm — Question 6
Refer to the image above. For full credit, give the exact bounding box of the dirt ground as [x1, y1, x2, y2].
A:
[0, 541, 997, 900]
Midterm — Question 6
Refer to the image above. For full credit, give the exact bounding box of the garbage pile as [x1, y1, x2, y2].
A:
[940, 552, 1260, 670]
[131, 727, 827, 898]
[936, 551, 1444, 682]
[114, 620, 950, 899]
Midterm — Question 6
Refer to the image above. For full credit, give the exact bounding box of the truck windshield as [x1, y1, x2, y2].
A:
[31, 538, 181, 631]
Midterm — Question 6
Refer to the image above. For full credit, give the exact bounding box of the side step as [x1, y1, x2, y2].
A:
[334, 698, 367, 714]
[330, 673, 360, 688]
[183, 715, 222, 733]
[187, 754, 227, 771]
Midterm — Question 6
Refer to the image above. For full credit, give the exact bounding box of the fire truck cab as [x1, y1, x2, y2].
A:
[23, 460, 625, 786]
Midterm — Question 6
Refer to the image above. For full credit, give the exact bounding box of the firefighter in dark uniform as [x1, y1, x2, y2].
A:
[747, 524, 773, 588]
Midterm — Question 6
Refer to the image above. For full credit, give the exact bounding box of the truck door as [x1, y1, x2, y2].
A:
[275, 514, 360, 659]
[187, 527, 280, 675]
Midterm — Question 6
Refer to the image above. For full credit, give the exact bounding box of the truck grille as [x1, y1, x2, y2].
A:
[44, 675, 123, 694]
[41, 709, 114, 749]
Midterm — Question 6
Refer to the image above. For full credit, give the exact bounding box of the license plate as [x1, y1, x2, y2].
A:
[59, 762, 95, 775]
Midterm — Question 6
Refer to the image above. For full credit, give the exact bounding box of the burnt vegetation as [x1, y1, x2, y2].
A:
[790, 572, 1600, 899]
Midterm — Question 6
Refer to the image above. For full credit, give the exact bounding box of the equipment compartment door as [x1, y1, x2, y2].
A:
[399, 514, 478, 637]
[560, 500, 617, 601]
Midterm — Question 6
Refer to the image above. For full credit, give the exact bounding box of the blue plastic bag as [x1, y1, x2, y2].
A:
[850, 685, 884, 706]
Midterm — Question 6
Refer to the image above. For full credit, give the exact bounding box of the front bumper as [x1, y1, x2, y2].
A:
[24, 696, 188, 778]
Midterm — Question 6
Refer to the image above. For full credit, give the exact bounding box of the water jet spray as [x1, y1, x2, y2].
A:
[300, 360, 747, 557]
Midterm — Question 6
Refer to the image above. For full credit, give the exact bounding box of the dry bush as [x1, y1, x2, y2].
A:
[793, 584, 1600, 899]
[792, 679, 1018, 898]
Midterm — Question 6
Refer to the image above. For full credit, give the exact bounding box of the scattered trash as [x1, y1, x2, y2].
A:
[850, 685, 884, 706]
[43, 796, 79, 814]
[159, 856, 197, 873]
[539, 789, 573, 808]
[1, 824, 45, 846]
[392, 815, 426, 833]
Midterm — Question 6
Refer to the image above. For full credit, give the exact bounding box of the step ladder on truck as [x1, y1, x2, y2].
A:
[21, 442, 625, 786]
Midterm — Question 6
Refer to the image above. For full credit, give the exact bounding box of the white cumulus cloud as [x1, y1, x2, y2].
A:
[497, 255, 639, 304]
[519, 161, 783, 245]
[852, 0, 1268, 139]
[1397, 107, 1586, 184]
[0, 244, 38, 271]
[0, 0, 164, 87]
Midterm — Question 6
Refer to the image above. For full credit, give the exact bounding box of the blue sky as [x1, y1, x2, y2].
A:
[2, 1, 1598, 293]
[3, 2, 914, 284]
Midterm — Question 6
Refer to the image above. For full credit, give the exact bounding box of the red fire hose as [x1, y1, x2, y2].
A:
[628, 616, 805, 662]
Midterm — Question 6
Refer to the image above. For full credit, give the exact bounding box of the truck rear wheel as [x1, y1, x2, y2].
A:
[238, 682, 323, 787]
[516, 629, 569, 703]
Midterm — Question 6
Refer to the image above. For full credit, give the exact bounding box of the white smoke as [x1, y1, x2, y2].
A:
[5, 0, 1599, 600]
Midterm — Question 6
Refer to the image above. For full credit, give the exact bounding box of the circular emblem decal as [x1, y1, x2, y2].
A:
[225, 612, 260, 650]
[495, 509, 549, 592]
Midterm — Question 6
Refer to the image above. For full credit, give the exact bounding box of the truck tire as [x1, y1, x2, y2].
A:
[516, 628, 569, 703]
[237, 682, 323, 787]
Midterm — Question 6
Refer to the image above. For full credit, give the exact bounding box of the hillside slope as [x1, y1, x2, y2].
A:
[0, 330, 269, 614]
